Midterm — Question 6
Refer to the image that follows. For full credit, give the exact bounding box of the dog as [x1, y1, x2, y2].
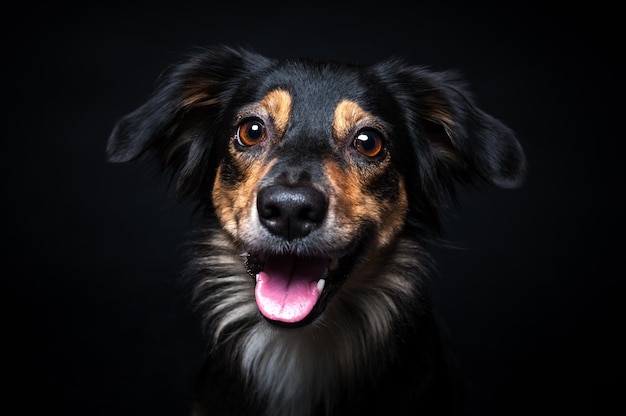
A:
[106, 45, 526, 415]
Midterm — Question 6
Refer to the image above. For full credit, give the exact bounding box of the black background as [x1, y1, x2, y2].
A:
[6, 3, 624, 415]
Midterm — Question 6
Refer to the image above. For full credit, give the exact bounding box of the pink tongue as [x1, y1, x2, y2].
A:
[255, 255, 328, 323]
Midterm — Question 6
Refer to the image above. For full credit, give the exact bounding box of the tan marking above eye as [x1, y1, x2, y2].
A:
[333, 100, 387, 160]
[260, 89, 292, 136]
[333, 100, 372, 140]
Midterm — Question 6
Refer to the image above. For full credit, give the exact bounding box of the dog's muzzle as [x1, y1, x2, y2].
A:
[252, 183, 333, 324]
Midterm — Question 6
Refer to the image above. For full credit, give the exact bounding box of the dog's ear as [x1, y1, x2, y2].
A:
[106, 46, 271, 197]
[377, 62, 527, 189]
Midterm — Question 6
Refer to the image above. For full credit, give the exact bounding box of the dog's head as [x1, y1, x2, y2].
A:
[107, 45, 526, 325]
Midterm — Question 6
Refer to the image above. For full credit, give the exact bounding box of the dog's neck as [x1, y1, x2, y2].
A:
[190, 228, 430, 415]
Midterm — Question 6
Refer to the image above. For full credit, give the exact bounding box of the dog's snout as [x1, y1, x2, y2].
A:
[257, 184, 327, 240]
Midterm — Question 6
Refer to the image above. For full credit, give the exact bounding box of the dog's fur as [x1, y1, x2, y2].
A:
[107, 45, 526, 415]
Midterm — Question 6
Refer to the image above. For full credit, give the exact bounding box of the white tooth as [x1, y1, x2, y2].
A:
[317, 278, 326, 294]
[255, 273, 260, 283]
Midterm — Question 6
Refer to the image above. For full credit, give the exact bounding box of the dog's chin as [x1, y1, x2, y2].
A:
[244, 248, 359, 328]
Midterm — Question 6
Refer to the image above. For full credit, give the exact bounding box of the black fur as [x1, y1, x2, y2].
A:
[107, 45, 526, 415]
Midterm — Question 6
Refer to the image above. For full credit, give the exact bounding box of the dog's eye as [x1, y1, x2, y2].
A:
[236, 119, 266, 147]
[353, 129, 385, 159]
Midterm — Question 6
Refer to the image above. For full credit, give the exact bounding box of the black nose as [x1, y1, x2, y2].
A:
[257, 184, 327, 240]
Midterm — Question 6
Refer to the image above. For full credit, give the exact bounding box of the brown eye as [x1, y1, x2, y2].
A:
[353, 129, 385, 158]
[236, 119, 266, 147]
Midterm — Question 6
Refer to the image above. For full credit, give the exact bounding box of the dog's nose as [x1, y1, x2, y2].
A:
[257, 184, 327, 240]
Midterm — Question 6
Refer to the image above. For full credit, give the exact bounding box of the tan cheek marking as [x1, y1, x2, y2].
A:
[376, 178, 408, 248]
[212, 159, 276, 239]
[211, 165, 238, 236]
[325, 161, 369, 236]
[260, 89, 292, 136]
[333, 100, 372, 141]
[325, 161, 408, 249]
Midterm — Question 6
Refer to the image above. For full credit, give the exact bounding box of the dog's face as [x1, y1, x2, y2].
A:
[107, 46, 526, 326]
[212, 81, 410, 323]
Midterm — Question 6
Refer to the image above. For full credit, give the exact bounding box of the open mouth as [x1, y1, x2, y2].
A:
[246, 253, 342, 325]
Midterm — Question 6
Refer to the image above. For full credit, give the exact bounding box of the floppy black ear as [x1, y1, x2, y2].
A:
[106, 45, 271, 196]
[377, 62, 527, 189]
[427, 73, 527, 189]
